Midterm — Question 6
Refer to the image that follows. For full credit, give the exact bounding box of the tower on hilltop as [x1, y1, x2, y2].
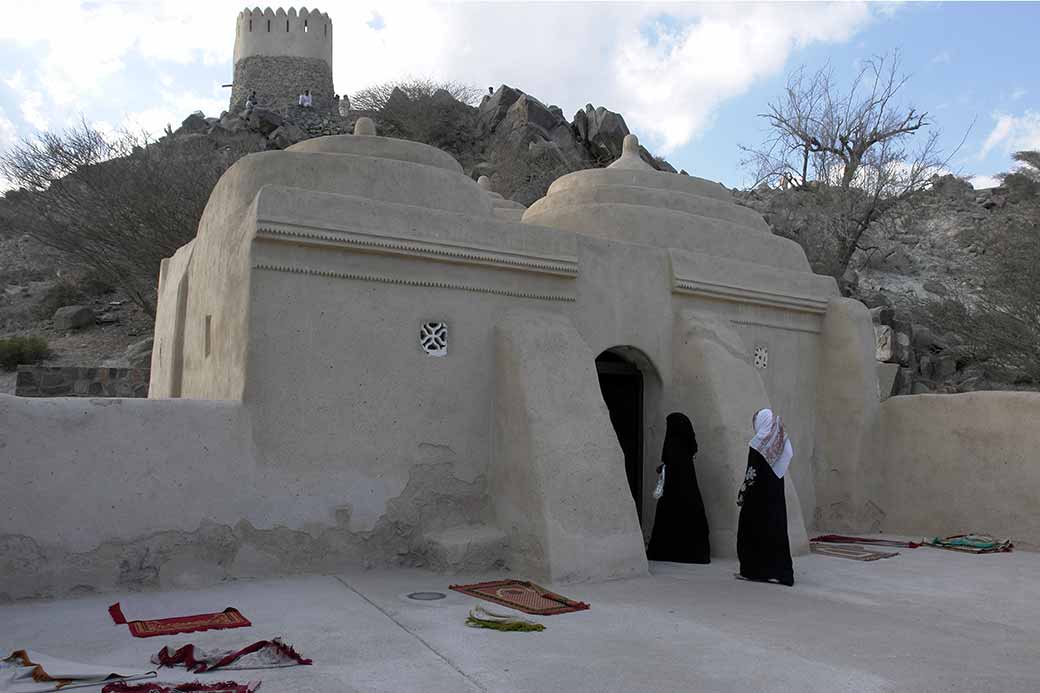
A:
[231, 7, 335, 113]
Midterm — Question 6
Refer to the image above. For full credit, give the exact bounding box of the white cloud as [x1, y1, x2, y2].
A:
[1011, 87, 1027, 101]
[19, 91, 46, 129]
[979, 111, 1040, 158]
[123, 90, 229, 138]
[931, 50, 952, 64]
[329, 2, 876, 154]
[0, 1, 879, 157]
[4, 70, 24, 91]
[969, 175, 1001, 190]
[0, 108, 17, 149]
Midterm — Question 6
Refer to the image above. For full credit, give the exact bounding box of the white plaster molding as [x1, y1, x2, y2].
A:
[673, 277, 829, 315]
[255, 222, 578, 278]
[729, 318, 821, 335]
[254, 263, 576, 302]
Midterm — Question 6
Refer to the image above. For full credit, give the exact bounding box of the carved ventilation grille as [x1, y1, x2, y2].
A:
[753, 345, 768, 369]
[420, 322, 448, 357]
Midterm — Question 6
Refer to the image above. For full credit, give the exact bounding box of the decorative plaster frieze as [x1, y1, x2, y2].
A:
[254, 222, 578, 278]
[672, 277, 829, 315]
[254, 263, 575, 302]
[729, 318, 821, 335]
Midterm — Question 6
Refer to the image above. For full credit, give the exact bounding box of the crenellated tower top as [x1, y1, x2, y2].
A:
[230, 7, 336, 113]
[234, 7, 333, 66]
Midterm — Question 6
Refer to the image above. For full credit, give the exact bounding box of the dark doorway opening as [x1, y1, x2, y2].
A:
[596, 351, 644, 521]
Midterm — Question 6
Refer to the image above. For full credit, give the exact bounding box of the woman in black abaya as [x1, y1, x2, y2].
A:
[647, 412, 711, 564]
[736, 408, 794, 586]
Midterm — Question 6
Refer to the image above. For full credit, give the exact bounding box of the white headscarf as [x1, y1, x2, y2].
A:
[749, 408, 793, 478]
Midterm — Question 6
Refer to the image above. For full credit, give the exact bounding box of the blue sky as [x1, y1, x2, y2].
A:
[0, 1, 1036, 190]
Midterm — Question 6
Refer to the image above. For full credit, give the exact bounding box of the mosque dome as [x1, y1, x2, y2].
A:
[522, 134, 810, 271]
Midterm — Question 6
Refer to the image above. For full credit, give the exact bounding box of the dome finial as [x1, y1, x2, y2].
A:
[354, 117, 376, 136]
[623, 134, 639, 155]
[608, 132, 655, 171]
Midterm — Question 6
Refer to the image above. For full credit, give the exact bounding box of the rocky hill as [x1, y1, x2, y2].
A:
[743, 173, 1040, 394]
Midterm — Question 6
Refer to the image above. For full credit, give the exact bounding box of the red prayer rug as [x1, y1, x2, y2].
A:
[810, 542, 899, 561]
[811, 534, 922, 549]
[103, 681, 260, 693]
[449, 579, 590, 615]
[109, 603, 251, 638]
[153, 639, 312, 673]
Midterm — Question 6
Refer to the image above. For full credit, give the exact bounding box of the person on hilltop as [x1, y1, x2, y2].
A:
[298, 89, 313, 108]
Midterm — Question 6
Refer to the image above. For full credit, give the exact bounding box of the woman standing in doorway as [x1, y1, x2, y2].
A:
[736, 408, 794, 586]
[647, 412, 711, 564]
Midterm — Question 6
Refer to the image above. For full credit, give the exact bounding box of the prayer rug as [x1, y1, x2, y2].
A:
[109, 603, 251, 638]
[2, 649, 156, 691]
[810, 542, 899, 561]
[153, 639, 312, 673]
[927, 534, 1013, 554]
[811, 534, 923, 549]
[102, 681, 260, 693]
[449, 579, 590, 615]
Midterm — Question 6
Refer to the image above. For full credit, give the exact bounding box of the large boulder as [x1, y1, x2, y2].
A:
[246, 107, 284, 136]
[574, 104, 630, 162]
[267, 123, 308, 150]
[478, 85, 524, 134]
[930, 173, 973, 200]
[502, 94, 564, 138]
[53, 305, 94, 330]
[178, 111, 209, 135]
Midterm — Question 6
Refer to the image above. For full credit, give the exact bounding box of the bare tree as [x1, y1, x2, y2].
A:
[0, 122, 255, 317]
[351, 78, 481, 112]
[741, 51, 954, 279]
[349, 79, 483, 168]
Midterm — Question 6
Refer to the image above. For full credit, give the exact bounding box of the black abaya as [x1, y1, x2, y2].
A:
[736, 448, 793, 585]
[647, 413, 711, 564]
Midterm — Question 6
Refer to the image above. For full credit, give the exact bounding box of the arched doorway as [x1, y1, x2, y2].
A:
[596, 349, 644, 521]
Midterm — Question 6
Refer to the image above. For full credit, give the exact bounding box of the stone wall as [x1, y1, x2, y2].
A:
[230, 56, 335, 114]
[16, 366, 149, 398]
[869, 392, 1040, 549]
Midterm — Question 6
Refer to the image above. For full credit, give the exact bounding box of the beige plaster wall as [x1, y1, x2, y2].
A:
[871, 393, 1040, 549]
[671, 311, 809, 557]
[813, 298, 882, 531]
[149, 241, 194, 398]
[493, 311, 648, 583]
[0, 391, 495, 600]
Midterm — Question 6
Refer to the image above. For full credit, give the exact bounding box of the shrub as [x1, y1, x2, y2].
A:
[0, 335, 49, 370]
[33, 279, 87, 319]
[0, 123, 257, 318]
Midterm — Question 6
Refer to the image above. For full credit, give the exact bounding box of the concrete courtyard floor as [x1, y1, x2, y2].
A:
[3, 546, 1038, 692]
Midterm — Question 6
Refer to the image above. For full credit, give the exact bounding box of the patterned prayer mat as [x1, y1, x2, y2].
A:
[811, 534, 922, 549]
[103, 681, 259, 693]
[927, 534, 1014, 554]
[109, 603, 251, 638]
[153, 639, 312, 673]
[449, 579, 590, 615]
[810, 542, 899, 561]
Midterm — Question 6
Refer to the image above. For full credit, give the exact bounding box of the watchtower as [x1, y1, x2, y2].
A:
[230, 7, 335, 113]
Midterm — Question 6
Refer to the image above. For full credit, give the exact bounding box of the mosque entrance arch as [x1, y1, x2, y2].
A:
[596, 348, 648, 522]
